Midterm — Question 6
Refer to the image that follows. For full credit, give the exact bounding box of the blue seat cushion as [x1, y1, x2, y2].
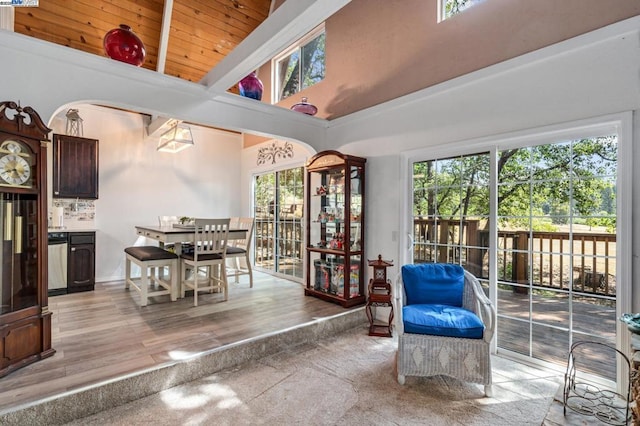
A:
[403, 304, 484, 339]
[401, 263, 464, 306]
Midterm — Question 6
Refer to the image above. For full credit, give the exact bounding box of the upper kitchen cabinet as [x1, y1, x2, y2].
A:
[53, 134, 99, 199]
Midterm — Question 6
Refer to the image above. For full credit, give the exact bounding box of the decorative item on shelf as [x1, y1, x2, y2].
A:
[256, 140, 294, 165]
[620, 313, 640, 334]
[365, 254, 394, 337]
[65, 109, 83, 137]
[316, 185, 327, 196]
[157, 122, 194, 153]
[238, 71, 263, 100]
[103, 24, 146, 66]
[290, 97, 318, 116]
[329, 232, 344, 250]
[179, 216, 194, 225]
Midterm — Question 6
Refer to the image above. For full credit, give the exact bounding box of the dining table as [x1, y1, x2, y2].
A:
[135, 224, 248, 255]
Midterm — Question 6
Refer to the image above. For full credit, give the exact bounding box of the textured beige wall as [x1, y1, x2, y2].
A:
[259, 0, 640, 121]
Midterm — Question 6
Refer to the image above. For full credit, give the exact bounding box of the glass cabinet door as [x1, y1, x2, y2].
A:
[1, 193, 38, 314]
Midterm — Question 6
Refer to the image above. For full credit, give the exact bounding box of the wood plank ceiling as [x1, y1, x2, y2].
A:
[13, 0, 272, 88]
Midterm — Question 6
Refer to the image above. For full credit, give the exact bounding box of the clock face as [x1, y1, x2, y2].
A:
[375, 268, 386, 280]
[0, 140, 32, 188]
[0, 154, 31, 185]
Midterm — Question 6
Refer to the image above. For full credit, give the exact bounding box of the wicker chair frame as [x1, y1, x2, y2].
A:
[395, 269, 496, 396]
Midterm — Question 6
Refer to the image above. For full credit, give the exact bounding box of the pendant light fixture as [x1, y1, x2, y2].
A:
[157, 122, 194, 153]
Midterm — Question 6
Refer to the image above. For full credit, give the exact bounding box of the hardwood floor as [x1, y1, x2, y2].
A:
[0, 272, 352, 411]
[0, 272, 619, 414]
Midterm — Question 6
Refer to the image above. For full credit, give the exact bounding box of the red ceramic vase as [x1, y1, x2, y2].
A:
[103, 24, 146, 67]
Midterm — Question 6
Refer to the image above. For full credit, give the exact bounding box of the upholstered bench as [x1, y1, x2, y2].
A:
[124, 246, 179, 306]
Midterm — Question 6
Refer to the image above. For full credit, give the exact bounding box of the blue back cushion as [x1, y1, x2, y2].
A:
[401, 263, 464, 307]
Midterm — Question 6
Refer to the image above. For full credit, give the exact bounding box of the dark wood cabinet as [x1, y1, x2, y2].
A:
[68, 232, 95, 293]
[305, 151, 366, 308]
[53, 134, 99, 199]
[0, 101, 55, 378]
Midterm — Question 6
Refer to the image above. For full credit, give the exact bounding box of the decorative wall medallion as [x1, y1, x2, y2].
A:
[257, 141, 294, 165]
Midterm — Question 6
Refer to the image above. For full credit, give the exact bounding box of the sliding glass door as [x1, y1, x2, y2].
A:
[253, 167, 304, 280]
[410, 127, 624, 381]
[495, 137, 618, 379]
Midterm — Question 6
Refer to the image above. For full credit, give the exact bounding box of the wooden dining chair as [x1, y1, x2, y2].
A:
[180, 218, 230, 306]
[226, 217, 255, 288]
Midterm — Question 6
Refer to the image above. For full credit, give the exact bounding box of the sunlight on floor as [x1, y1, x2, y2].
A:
[167, 350, 202, 361]
[161, 378, 244, 410]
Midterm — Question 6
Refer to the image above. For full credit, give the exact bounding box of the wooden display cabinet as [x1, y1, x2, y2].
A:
[305, 151, 366, 307]
[0, 101, 55, 378]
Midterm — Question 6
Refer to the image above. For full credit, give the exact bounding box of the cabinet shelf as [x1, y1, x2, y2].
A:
[307, 246, 363, 255]
[305, 150, 366, 308]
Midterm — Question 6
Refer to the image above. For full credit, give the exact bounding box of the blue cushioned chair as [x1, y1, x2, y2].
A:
[395, 263, 496, 396]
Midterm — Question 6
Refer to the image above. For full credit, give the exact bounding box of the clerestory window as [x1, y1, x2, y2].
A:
[273, 24, 325, 103]
[439, 0, 482, 21]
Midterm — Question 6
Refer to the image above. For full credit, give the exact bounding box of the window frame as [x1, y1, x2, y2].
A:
[272, 23, 325, 103]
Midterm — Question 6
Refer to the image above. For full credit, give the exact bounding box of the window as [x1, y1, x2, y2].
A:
[273, 25, 325, 102]
[439, 0, 482, 21]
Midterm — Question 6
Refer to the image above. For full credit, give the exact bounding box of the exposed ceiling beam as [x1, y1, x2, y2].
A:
[147, 0, 175, 134]
[156, 0, 174, 74]
[200, 0, 351, 93]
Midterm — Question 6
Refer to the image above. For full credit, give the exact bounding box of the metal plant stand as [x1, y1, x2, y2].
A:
[563, 341, 631, 425]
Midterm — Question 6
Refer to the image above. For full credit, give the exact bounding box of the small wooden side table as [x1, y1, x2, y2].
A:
[365, 255, 394, 337]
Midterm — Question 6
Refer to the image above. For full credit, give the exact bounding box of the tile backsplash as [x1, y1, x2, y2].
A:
[49, 199, 96, 229]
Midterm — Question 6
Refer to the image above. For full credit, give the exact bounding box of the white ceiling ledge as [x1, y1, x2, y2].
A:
[200, 0, 351, 93]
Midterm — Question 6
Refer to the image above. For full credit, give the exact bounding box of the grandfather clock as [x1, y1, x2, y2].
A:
[365, 255, 394, 337]
[0, 101, 54, 377]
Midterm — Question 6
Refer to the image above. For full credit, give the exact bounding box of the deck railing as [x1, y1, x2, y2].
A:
[412, 218, 617, 297]
[254, 216, 304, 276]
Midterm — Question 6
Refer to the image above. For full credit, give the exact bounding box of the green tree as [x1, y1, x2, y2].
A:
[280, 33, 325, 100]
[444, 0, 474, 19]
[413, 136, 617, 231]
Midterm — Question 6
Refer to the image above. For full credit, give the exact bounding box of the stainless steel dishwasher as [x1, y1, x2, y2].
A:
[48, 232, 68, 296]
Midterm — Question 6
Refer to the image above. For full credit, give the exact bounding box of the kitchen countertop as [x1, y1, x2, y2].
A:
[48, 228, 97, 233]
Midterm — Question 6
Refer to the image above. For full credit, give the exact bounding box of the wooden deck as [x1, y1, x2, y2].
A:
[496, 288, 618, 381]
[0, 272, 353, 412]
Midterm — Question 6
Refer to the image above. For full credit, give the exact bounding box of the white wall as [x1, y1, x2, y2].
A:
[47, 105, 243, 282]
